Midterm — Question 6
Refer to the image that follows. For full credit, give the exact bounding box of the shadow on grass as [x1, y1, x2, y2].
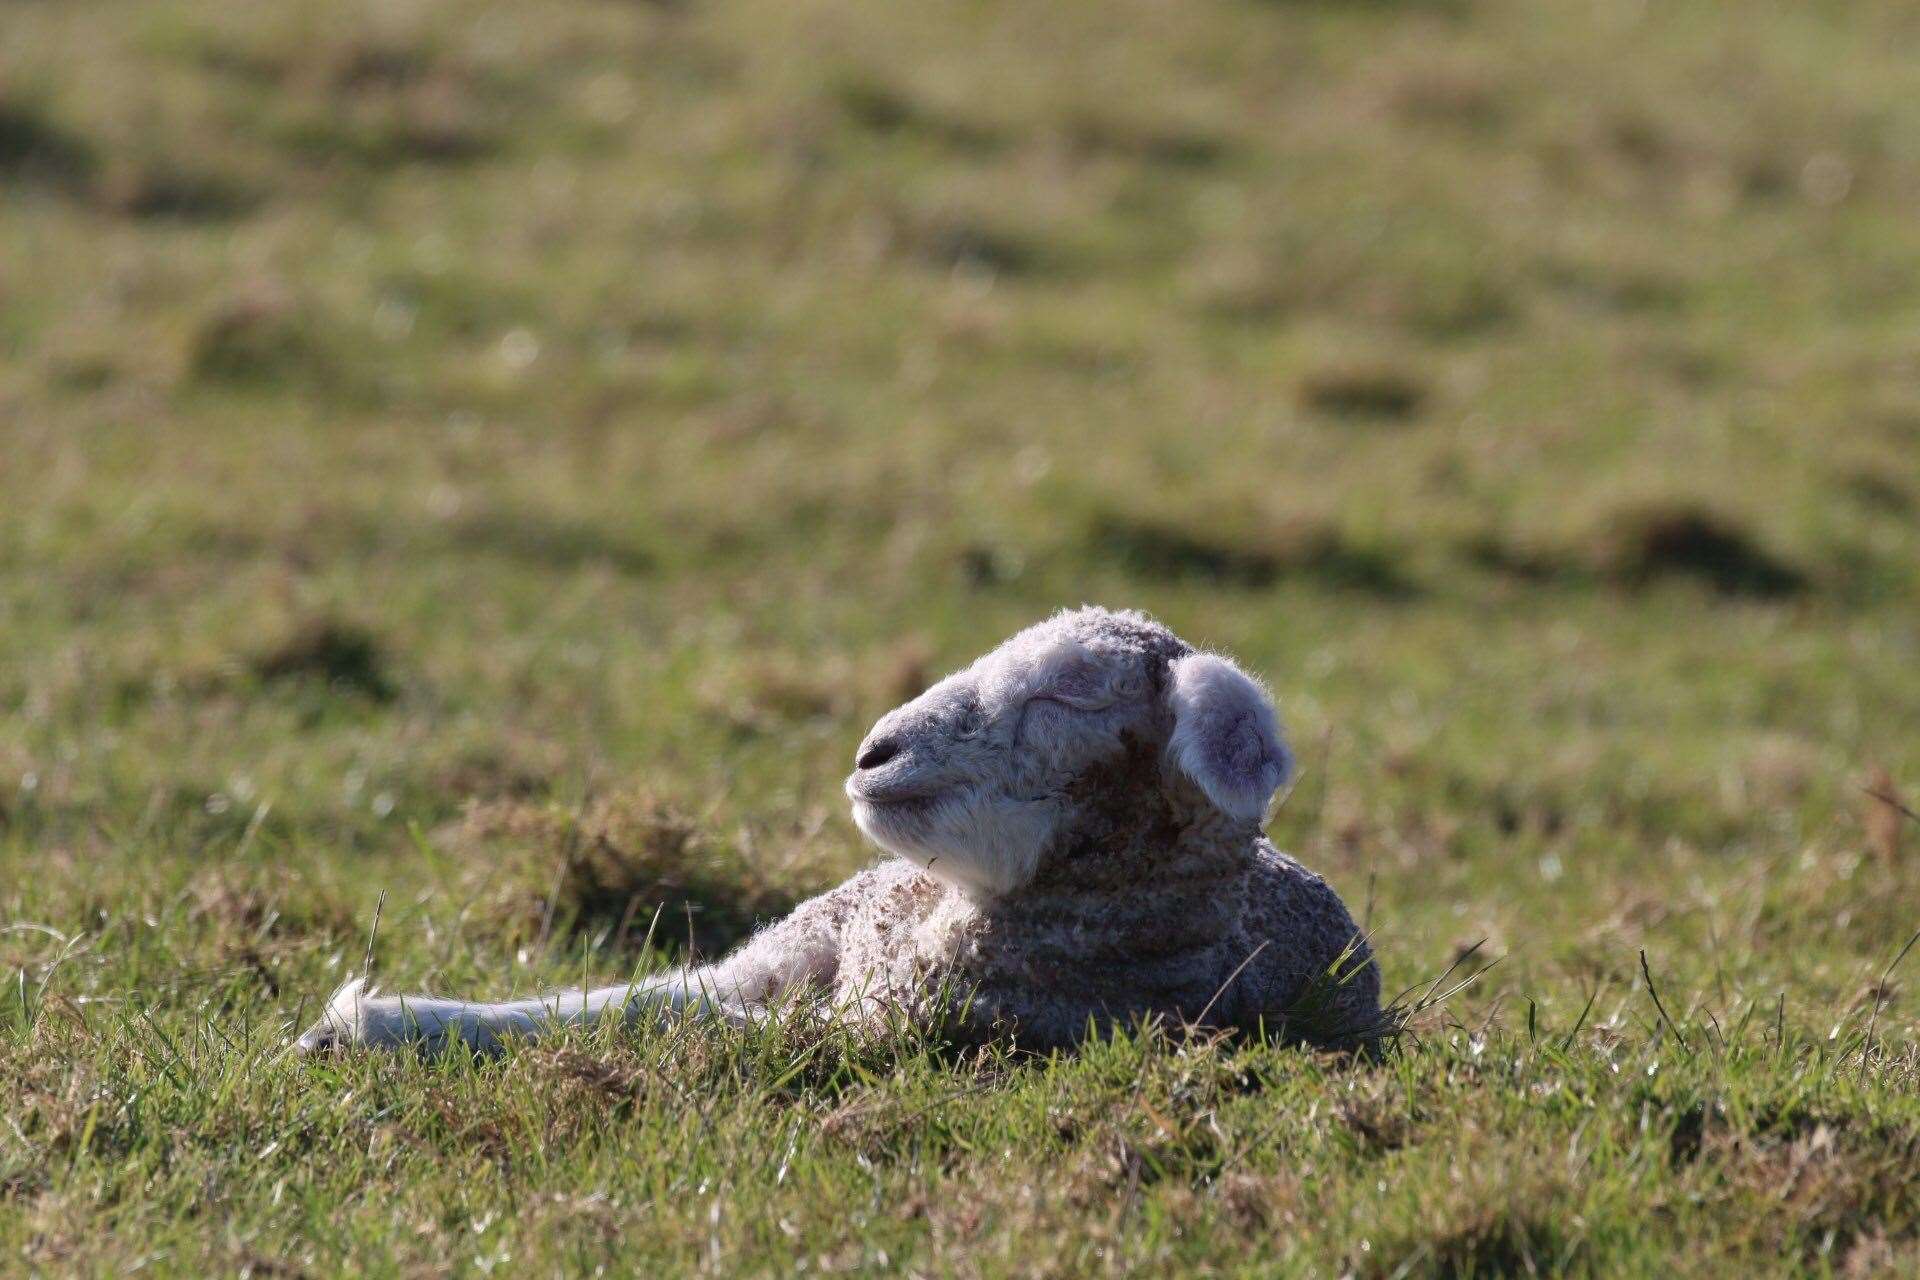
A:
[251, 618, 398, 703]
[1087, 511, 1418, 597]
[1469, 503, 1809, 600]
[0, 99, 95, 195]
[441, 510, 656, 576]
[449, 795, 799, 958]
[834, 75, 1005, 156]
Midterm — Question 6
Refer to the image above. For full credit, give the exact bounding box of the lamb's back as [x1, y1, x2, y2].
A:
[1233, 841, 1382, 1048]
[819, 847, 1381, 1052]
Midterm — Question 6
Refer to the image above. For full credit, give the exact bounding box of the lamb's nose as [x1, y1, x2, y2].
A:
[855, 737, 901, 770]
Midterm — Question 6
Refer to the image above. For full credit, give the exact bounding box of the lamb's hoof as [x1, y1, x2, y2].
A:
[293, 978, 493, 1056]
[294, 977, 422, 1053]
[294, 1022, 341, 1053]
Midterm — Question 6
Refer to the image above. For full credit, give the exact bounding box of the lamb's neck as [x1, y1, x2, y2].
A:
[1038, 803, 1253, 888]
[989, 809, 1257, 962]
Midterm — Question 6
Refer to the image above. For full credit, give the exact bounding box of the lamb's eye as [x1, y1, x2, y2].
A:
[1027, 690, 1113, 714]
[1032, 663, 1120, 711]
[954, 704, 987, 739]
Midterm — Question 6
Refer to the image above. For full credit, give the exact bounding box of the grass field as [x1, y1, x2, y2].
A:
[5, 0, 1920, 1272]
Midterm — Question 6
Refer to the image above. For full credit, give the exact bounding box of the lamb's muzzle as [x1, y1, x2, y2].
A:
[297, 606, 1383, 1055]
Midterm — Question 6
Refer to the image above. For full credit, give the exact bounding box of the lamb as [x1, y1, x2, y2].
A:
[296, 606, 1383, 1054]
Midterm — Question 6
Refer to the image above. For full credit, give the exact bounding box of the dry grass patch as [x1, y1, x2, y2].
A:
[832, 75, 1003, 155]
[445, 793, 798, 956]
[189, 873, 358, 944]
[700, 653, 856, 735]
[1353, 1145, 1585, 1279]
[188, 287, 344, 394]
[1679, 1106, 1920, 1266]
[1053, 110, 1226, 169]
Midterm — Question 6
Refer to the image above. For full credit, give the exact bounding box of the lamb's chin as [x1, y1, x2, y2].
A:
[849, 792, 945, 862]
[852, 792, 1056, 901]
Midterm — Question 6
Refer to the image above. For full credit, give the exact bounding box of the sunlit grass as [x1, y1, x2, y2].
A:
[3, 0, 1920, 1271]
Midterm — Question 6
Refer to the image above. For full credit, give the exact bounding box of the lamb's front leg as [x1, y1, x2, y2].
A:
[293, 967, 740, 1054]
[295, 865, 874, 1053]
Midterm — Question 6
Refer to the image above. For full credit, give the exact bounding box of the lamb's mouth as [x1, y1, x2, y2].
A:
[847, 785, 947, 815]
[852, 786, 948, 817]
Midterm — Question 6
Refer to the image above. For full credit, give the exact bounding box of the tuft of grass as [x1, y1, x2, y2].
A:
[250, 618, 398, 703]
[94, 158, 258, 223]
[892, 208, 1054, 277]
[187, 289, 341, 392]
[447, 794, 799, 956]
[1087, 510, 1416, 596]
[1299, 362, 1429, 422]
[0, 97, 95, 194]
[1056, 110, 1227, 169]
[1365, 1188, 1568, 1278]
[1590, 503, 1809, 599]
[833, 75, 1003, 155]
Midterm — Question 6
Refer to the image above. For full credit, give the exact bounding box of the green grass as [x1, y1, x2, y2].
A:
[4, 0, 1920, 1272]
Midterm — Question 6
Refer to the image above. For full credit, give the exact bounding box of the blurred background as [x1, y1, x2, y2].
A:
[3, 0, 1919, 1007]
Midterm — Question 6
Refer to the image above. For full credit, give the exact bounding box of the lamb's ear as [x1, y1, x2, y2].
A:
[1165, 653, 1293, 823]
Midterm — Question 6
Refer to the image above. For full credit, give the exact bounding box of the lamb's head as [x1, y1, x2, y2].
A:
[846, 606, 1293, 898]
